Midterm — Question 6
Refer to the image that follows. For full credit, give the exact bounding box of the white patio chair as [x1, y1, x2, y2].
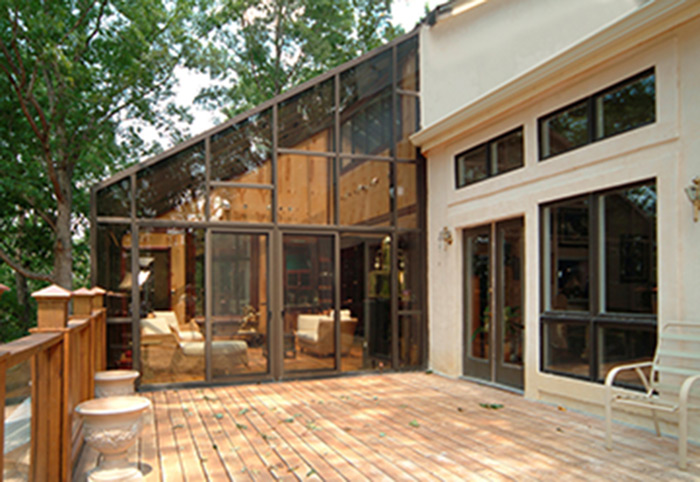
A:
[605, 322, 700, 469]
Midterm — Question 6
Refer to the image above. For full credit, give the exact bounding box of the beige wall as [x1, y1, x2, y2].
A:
[423, 11, 700, 440]
[420, 0, 644, 127]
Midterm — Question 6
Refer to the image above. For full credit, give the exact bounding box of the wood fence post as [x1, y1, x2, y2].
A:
[31, 285, 71, 481]
[91, 287, 107, 371]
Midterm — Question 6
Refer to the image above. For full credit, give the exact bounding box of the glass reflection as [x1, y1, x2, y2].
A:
[500, 220, 523, 366]
[396, 162, 418, 229]
[278, 79, 334, 152]
[97, 177, 131, 217]
[397, 36, 419, 92]
[544, 321, 589, 377]
[540, 101, 588, 158]
[597, 324, 655, 387]
[4, 361, 31, 481]
[595, 71, 655, 140]
[339, 160, 390, 226]
[210, 109, 272, 183]
[465, 228, 490, 360]
[396, 95, 419, 160]
[139, 228, 205, 384]
[210, 187, 272, 223]
[136, 142, 206, 221]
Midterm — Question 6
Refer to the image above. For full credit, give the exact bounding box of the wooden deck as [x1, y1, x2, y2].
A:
[74, 373, 700, 481]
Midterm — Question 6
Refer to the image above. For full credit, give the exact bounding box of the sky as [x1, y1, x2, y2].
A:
[141, 0, 441, 155]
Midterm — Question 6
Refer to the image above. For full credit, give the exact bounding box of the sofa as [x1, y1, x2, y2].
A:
[296, 310, 357, 356]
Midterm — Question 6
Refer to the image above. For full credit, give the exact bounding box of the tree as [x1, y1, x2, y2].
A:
[196, 0, 403, 117]
[0, 0, 202, 292]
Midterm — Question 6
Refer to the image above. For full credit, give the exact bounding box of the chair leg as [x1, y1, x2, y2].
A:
[679, 405, 688, 470]
[605, 386, 613, 450]
[651, 409, 661, 437]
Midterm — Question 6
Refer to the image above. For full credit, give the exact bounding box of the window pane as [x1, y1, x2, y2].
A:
[97, 178, 131, 217]
[548, 198, 589, 311]
[604, 183, 657, 314]
[210, 187, 272, 223]
[595, 71, 655, 140]
[278, 153, 333, 225]
[396, 162, 418, 229]
[210, 109, 272, 183]
[139, 228, 205, 384]
[543, 321, 589, 377]
[597, 325, 656, 387]
[396, 94, 420, 160]
[398, 232, 422, 312]
[540, 101, 588, 158]
[465, 228, 490, 360]
[493, 129, 523, 175]
[397, 36, 419, 91]
[456, 144, 488, 188]
[339, 160, 390, 226]
[278, 79, 334, 152]
[136, 142, 206, 220]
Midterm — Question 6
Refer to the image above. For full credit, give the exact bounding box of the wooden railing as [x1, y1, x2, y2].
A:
[0, 285, 107, 481]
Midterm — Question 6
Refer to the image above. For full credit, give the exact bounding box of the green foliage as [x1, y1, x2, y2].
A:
[195, 0, 404, 116]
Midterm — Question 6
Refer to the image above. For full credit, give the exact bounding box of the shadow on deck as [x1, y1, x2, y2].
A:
[73, 373, 700, 481]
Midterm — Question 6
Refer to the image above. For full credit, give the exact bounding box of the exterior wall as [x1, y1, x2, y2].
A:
[420, 0, 644, 127]
[424, 12, 700, 440]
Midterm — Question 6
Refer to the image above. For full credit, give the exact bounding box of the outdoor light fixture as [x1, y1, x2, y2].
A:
[438, 226, 453, 249]
[685, 176, 700, 222]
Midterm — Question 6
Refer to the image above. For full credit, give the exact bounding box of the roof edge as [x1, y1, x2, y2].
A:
[410, 0, 700, 153]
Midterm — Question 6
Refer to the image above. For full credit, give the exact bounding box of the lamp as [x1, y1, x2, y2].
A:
[685, 177, 700, 222]
[438, 226, 453, 249]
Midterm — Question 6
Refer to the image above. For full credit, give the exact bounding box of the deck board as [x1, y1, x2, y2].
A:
[74, 373, 700, 481]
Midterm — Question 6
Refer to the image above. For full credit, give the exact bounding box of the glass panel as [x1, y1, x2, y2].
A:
[398, 232, 422, 312]
[139, 228, 205, 384]
[604, 183, 657, 314]
[540, 101, 588, 158]
[500, 220, 524, 366]
[543, 321, 589, 377]
[136, 142, 206, 220]
[456, 144, 488, 188]
[341, 50, 393, 156]
[396, 94, 420, 160]
[97, 177, 131, 217]
[210, 233, 268, 379]
[278, 79, 334, 152]
[210, 187, 272, 223]
[597, 324, 656, 387]
[277, 154, 333, 225]
[367, 235, 393, 362]
[399, 314, 421, 368]
[96, 224, 134, 368]
[339, 160, 390, 226]
[396, 162, 418, 229]
[210, 109, 272, 183]
[492, 129, 523, 176]
[340, 234, 389, 372]
[595, 70, 655, 140]
[341, 87, 393, 157]
[284, 235, 335, 372]
[465, 228, 490, 360]
[548, 197, 590, 311]
[4, 360, 31, 481]
[397, 36, 419, 92]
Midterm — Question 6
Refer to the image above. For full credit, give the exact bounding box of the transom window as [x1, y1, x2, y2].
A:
[455, 127, 523, 189]
[541, 180, 657, 387]
[539, 68, 655, 160]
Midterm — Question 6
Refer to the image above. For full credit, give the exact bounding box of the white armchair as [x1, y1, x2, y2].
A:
[296, 311, 357, 356]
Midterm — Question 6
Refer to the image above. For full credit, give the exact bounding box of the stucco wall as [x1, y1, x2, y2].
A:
[424, 12, 700, 440]
[420, 0, 644, 127]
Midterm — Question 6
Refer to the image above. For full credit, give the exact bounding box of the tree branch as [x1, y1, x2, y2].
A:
[0, 246, 54, 283]
[22, 195, 57, 233]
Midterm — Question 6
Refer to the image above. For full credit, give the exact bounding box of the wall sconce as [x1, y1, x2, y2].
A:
[685, 177, 700, 222]
[438, 226, 453, 249]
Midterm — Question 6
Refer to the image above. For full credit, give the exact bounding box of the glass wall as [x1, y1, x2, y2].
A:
[93, 33, 424, 384]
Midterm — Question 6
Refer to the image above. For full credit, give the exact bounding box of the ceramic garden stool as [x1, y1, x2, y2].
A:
[94, 370, 139, 398]
[75, 396, 151, 481]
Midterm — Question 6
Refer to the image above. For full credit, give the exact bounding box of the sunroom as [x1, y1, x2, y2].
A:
[90, 33, 425, 387]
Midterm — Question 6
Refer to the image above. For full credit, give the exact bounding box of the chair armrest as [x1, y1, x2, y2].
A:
[679, 374, 700, 405]
[604, 361, 653, 388]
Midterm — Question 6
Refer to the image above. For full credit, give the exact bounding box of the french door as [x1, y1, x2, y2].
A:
[463, 218, 524, 389]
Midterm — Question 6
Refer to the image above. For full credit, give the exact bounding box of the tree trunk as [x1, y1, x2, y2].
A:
[54, 164, 73, 289]
[14, 271, 30, 332]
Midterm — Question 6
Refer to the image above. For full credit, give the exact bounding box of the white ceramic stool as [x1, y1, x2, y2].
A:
[94, 370, 139, 398]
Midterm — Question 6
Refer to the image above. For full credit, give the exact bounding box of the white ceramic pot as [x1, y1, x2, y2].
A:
[75, 396, 151, 481]
[94, 370, 139, 398]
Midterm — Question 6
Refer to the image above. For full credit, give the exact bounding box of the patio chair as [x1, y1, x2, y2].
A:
[604, 322, 700, 469]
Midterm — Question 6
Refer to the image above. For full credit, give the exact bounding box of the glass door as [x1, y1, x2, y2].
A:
[282, 234, 336, 373]
[463, 218, 524, 389]
[209, 232, 269, 380]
